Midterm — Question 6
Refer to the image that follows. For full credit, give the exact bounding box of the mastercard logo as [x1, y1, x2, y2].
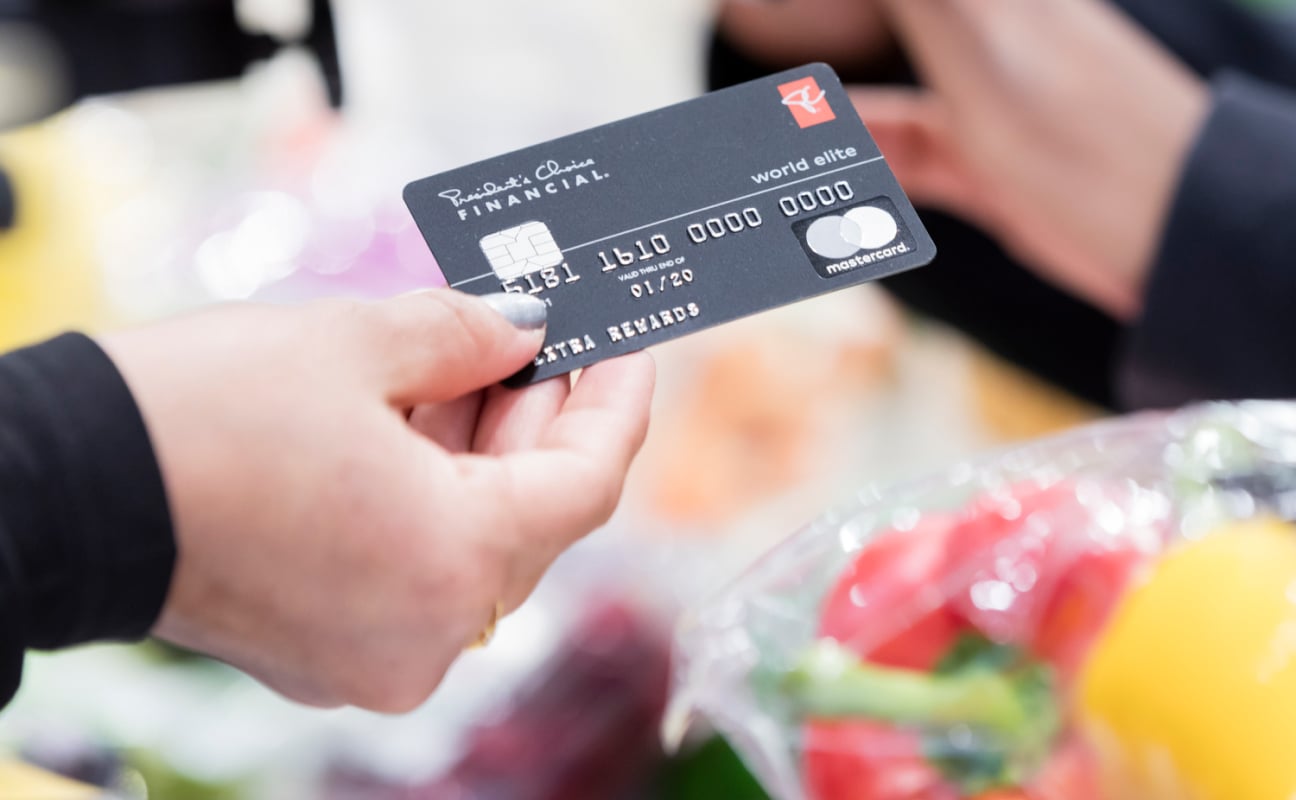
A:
[802, 206, 900, 259]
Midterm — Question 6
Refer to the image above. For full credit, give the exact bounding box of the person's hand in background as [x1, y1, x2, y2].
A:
[853, 0, 1209, 320]
[99, 291, 654, 713]
[718, 0, 893, 71]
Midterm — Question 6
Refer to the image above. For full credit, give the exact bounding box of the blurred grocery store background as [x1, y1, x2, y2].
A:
[0, 1, 1097, 797]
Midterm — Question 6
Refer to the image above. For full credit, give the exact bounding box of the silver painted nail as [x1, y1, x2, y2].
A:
[481, 292, 547, 331]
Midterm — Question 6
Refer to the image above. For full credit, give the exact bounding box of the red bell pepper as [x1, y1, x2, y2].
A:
[807, 517, 968, 800]
[944, 482, 1144, 682]
[817, 515, 965, 670]
[1028, 545, 1143, 683]
[790, 636, 1060, 798]
[805, 722, 960, 800]
[1024, 737, 1101, 800]
[943, 484, 1082, 646]
[797, 482, 1142, 799]
[965, 738, 1100, 800]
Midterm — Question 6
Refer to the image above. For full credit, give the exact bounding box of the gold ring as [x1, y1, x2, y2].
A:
[468, 601, 504, 650]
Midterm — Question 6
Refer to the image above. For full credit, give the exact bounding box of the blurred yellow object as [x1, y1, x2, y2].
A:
[0, 760, 100, 798]
[1080, 518, 1296, 800]
[0, 122, 106, 353]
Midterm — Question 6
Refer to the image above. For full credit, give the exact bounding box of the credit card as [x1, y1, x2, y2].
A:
[404, 63, 935, 386]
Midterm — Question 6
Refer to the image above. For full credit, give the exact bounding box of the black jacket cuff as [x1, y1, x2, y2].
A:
[1120, 71, 1296, 408]
[0, 333, 175, 705]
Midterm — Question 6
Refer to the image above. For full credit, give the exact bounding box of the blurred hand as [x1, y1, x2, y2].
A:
[854, 0, 1208, 319]
[718, 0, 893, 70]
[100, 291, 654, 713]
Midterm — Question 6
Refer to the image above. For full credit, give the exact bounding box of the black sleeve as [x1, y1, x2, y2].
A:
[0, 334, 175, 708]
[1116, 0, 1296, 90]
[1119, 71, 1296, 407]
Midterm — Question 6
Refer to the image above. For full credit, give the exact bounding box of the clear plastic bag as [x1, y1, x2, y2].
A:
[667, 401, 1296, 800]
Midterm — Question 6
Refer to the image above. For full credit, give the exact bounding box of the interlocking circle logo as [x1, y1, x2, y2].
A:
[804, 206, 899, 259]
[792, 198, 916, 279]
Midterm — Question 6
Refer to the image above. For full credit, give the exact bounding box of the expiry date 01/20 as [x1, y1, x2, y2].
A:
[629, 267, 694, 300]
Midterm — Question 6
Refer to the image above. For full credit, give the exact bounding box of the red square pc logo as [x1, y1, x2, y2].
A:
[779, 76, 836, 128]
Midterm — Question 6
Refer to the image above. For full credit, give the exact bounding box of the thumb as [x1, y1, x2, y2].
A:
[850, 87, 979, 217]
[366, 289, 547, 406]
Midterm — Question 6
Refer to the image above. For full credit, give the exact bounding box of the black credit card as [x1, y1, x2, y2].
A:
[404, 63, 935, 385]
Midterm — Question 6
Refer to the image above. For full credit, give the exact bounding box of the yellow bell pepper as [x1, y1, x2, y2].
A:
[1080, 518, 1296, 800]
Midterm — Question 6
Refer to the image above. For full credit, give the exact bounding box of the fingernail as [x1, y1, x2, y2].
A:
[481, 293, 547, 331]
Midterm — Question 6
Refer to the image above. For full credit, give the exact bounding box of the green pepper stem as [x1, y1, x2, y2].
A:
[782, 641, 1038, 739]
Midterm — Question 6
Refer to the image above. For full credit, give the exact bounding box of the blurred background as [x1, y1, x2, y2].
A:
[0, 1, 1097, 797]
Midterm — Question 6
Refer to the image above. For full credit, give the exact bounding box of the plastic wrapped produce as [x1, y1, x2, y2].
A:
[668, 401, 1296, 800]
